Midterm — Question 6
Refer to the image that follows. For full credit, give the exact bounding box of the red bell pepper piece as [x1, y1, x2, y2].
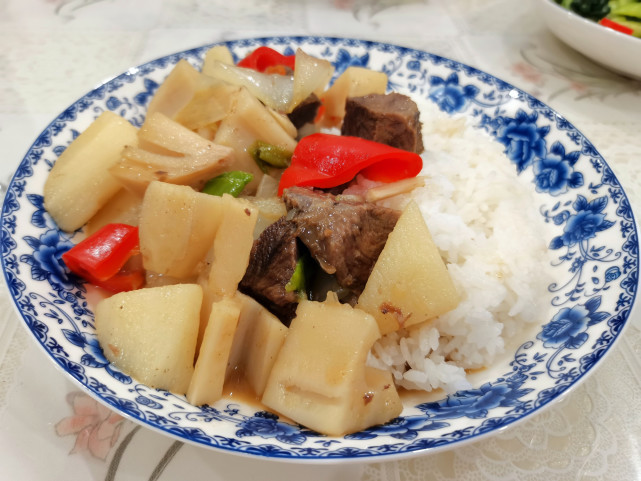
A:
[277, 133, 423, 195]
[94, 268, 145, 293]
[62, 223, 143, 292]
[237, 46, 296, 73]
[599, 18, 634, 35]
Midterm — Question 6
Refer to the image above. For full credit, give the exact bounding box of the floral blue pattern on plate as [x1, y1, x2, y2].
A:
[1, 36, 638, 461]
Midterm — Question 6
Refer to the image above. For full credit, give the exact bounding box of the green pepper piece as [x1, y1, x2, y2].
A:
[286, 257, 307, 299]
[202, 171, 254, 197]
[250, 140, 293, 173]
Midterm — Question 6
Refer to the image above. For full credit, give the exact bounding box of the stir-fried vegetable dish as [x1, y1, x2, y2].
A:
[555, 0, 641, 36]
[43, 45, 461, 436]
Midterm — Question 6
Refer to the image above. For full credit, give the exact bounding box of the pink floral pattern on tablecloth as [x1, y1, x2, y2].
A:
[55, 391, 125, 460]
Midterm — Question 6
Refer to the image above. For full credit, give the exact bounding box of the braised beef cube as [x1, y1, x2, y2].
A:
[341, 93, 424, 154]
[283, 187, 400, 295]
[287, 92, 321, 130]
[239, 217, 300, 326]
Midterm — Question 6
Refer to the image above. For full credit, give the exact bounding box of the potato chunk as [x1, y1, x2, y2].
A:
[201, 45, 234, 73]
[173, 84, 239, 131]
[110, 112, 235, 194]
[187, 297, 241, 406]
[213, 87, 298, 193]
[261, 298, 402, 436]
[95, 284, 202, 393]
[202, 194, 258, 300]
[147, 59, 213, 118]
[291, 48, 334, 109]
[139, 181, 223, 279]
[357, 200, 459, 335]
[197, 194, 257, 346]
[248, 196, 287, 239]
[225, 292, 288, 397]
[84, 188, 142, 236]
[44, 111, 138, 232]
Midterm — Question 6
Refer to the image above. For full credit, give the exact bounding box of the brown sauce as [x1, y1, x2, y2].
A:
[397, 366, 488, 405]
[397, 386, 444, 405]
[222, 372, 298, 425]
[222, 369, 262, 407]
[221, 364, 489, 416]
[466, 366, 487, 376]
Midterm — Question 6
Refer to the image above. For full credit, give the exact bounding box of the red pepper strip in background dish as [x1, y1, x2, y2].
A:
[61, 223, 144, 293]
[237, 46, 296, 73]
[599, 17, 634, 35]
[277, 133, 423, 195]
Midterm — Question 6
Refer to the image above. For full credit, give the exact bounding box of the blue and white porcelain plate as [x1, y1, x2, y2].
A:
[2, 36, 638, 462]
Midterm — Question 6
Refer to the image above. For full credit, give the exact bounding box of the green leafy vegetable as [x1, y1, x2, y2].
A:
[611, 2, 641, 18]
[575, 0, 610, 20]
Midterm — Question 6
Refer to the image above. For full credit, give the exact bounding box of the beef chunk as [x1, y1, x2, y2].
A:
[240, 188, 401, 325]
[283, 186, 400, 295]
[287, 92, 321, 130]
[341, 93, 424, 154]
[239, 217, 300, 325]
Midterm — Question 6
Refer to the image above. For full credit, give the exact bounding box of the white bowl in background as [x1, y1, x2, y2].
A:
[537, 0, 641, 79]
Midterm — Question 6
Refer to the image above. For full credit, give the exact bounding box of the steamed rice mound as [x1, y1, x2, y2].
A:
[368, 99, 553, 394]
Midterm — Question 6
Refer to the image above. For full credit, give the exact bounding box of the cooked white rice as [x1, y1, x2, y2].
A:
[367, 98, 553, 394]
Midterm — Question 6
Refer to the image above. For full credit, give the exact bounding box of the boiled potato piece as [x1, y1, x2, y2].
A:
[254, 172, 280, 198]
[138, 111, 221, 154]
[266, 107, 298, 140]
[144, 271, 183, 288]
[291, 48, 334, 109]
[365, 177, 426, 204]
[201, 45, 234, 75]
[198, 194, 257, 343]
[241, 300, 288, 397]
[95, 283, 202, 394]
[225, 292, 288, 397]
[187, 297, 241, 406]
[320, 66, 388, 128]
[174, 84, 240, 131]
[262, 298, 402, 436]
[225, 292, 264, 379]
[205, 49, 332, 114]
[357, 200, 459, 335]
[113, 145, 233, 194]
[147, 59, 213, 118]
[203, 194, 257, 298]
[204, 60, 295, 113]
[248, 196, 287, 239]
[84, 188, 142, 236]
[359, 366, 403, 429]
[44, 111, 138, 232]
[111, 112, 235, 194]
[263, 298, 378, 402]
[139, 181, 223, 279]
[214, 87, 298, 193]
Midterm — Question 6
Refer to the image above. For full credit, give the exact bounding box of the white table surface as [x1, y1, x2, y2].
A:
[1, 0, 641, 479]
